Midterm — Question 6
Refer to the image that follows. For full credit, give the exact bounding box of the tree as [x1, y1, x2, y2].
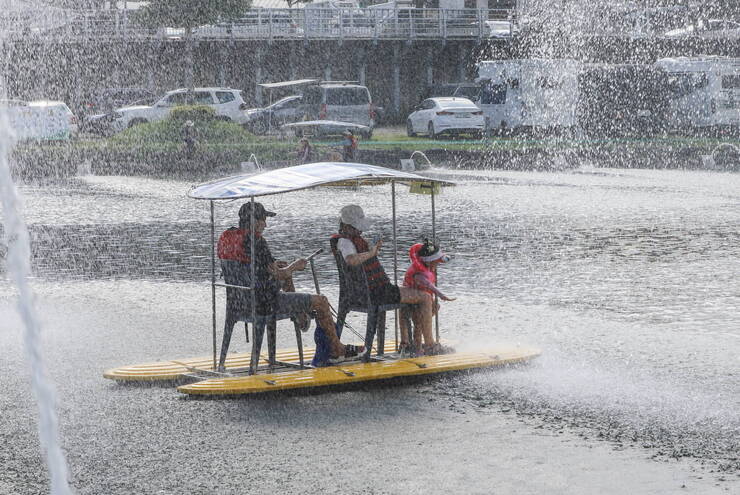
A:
[134, 0, 251, 30]
[134, 0, 251, 90]
[285, 0, 313, 9]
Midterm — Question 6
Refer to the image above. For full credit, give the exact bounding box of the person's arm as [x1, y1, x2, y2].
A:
[268, 259, 307, 280]
[413, 273, 455, 301]
[345, 240, 382, 266]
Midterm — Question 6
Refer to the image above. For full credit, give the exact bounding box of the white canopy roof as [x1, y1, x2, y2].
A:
[281, 120, 370, 131]
[188, 162, 454, 200]
[258, 79, 319, 89]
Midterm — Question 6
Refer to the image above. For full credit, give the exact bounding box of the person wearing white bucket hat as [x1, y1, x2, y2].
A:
[330, 205, 436, 350]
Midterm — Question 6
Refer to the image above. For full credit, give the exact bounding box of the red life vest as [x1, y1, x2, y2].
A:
[403, 243, 436, 294]
[217, 227, 250, 264]
[330, 233, 390, 291]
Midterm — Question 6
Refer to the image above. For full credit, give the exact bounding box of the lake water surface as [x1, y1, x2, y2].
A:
[1, 166, 738, 494]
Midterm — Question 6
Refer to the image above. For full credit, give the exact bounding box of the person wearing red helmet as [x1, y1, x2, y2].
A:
[401, 239, 456, 356]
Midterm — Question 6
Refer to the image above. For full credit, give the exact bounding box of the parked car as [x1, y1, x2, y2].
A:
[81, 112, 116, 136]
[406, 97, 484, 138]
[475, 58, 582, 134]
[110, 87, 248, 132]
[577, 64, 671, 137]
[452, 83, 483, 103]
[1, 99, 78, 141]
[301, 82, 375, 137]
[81, 96, 160, 136]
[656, 56, 740, 134]
[80, 87, 156, 119]
[243, 95, 303, 134]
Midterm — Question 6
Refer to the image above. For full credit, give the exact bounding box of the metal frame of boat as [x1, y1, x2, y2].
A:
[188, 161, 455, 375]
[103, 162, 541, 394]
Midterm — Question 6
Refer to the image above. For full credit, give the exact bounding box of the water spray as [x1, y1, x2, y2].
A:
[0, 74, 75, 493]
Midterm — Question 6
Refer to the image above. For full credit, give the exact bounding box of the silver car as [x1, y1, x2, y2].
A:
[243, 95, 303, 135]
[301, 83, 375, 137]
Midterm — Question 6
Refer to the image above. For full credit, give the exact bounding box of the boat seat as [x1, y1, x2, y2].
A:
[220, 260, 304, 373]
[331, 247, 413, 359]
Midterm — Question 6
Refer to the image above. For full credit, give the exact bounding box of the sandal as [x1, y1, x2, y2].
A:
[327, 345, 364, 365]
[343, 344, 363, 358]
[398, 342, 415, 357]
[327, 355, 345, 365]
[423, 343, 455, 356]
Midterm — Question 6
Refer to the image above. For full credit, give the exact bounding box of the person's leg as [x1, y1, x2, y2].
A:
[274, 261, 309, 330]
[274, 261, 296, 292]
[309, 294, 345, 358]
[398, 306, 411, 348]
[399, 287, 434, 350]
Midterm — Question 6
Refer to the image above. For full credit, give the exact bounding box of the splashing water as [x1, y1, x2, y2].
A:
[0, 85, 74, 492]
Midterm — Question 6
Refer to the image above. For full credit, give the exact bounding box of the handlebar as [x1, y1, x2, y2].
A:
[306, 248, 324, 262]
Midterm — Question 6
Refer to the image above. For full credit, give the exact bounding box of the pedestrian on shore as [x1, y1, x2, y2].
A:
[341, 130, 357, 162]
[297, 137, 313, 164]
[182, 120, 197, 159]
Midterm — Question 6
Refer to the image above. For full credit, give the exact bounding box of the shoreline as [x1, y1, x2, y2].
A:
[9, 137, 740, 179]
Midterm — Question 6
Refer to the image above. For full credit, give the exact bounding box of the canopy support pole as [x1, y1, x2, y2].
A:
[431, 187, 440, 344]
[210, 201, 217, 371]
[392, 181, 398, 351]
[249, 197, 258, 375]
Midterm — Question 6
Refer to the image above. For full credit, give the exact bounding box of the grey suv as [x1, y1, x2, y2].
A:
[301, 82, 375, 137]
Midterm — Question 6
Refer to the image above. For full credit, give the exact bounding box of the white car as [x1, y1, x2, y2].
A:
[406, 97, 484, 138]
[111, 87, 248, 132]
[1, 99, 78, 141]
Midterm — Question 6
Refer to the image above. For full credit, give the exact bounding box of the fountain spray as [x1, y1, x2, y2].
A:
[0, 78, 75, 494]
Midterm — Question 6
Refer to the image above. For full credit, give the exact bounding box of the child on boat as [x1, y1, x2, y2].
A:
[400, 239, 455, 356]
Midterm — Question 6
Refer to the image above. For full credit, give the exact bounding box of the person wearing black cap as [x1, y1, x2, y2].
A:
[237, 201, 359, 361]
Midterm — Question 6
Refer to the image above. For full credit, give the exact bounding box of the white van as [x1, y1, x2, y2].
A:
[655, 57, 740, 133]
[474, 59, 582, 134]
[1, 99, 78, 141]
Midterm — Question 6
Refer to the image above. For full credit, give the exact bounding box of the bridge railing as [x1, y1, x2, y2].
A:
[0, 8, 516, 42]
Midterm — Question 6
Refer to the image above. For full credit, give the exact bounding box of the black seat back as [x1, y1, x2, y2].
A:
[221, 260, 254, 316]
[332, 249, 373, 309]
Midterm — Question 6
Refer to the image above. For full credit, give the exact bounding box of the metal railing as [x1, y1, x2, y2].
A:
[0, 8, 515, 42]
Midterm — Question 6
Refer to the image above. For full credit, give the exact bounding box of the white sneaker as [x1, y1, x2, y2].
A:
[327, 355, 345, 365]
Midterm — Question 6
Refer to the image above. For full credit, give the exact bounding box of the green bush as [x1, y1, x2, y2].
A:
[110, 118, 256, 145]
[169, 105, 218, 123]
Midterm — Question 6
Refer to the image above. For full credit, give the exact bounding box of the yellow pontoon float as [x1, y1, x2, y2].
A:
[104, 162, 540, 396]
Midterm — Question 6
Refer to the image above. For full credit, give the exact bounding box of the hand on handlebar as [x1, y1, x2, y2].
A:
[372, 239, 383, 256]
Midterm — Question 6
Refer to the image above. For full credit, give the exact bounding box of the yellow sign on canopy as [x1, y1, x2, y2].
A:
[409, 181, 441, 195]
